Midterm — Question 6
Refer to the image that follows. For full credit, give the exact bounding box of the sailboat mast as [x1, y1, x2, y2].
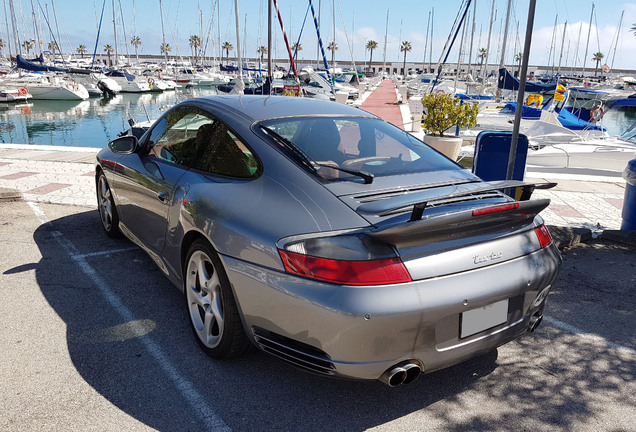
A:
[272, 0, 297, 77]
[610, 10, 623, 70]
[331, 0, 335, 70]
[268, 0, 272, 81]
[454, 11, 467, 93]
[467, 0, 476, 77]
[429, 8, 433, 71]
[495, 0, 512, 101]
[482, 0, 495, 87]
[8, 0, 19, 55]
[581, 3, 594, 77]
[422, 10, 430, 71]
[570, 22, 582, 74]
[557, 21, 567, 72]
[159, 0, 167, 65]
[30, 0, 41, 55]
[234, 0, 243, 80]
[382, 9, 388, 75]
[112, 0, 118, 66]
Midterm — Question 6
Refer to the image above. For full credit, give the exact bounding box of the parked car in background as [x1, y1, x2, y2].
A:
[96, 95, 561, 386]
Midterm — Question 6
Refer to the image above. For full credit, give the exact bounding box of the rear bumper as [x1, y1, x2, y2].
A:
[224, 243, 561, 381]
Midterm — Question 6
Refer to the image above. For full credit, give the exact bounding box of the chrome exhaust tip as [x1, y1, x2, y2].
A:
[402, 363, 421, 385]
[528, 314, 543, 333]
[380, 361, 423, 386]
[380, 367, 408, 387]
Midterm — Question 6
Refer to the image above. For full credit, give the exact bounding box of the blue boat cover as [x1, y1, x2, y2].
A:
[502, 102, 542, 119]
[16, 55, 68, 73]
[609, 94, 636, 108]
[497, 68, 557, 93]
[105, 70, 136, 81]
[557, 108, 605, 131]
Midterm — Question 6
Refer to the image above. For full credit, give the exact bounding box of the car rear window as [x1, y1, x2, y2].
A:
[260, 116, 460, 179]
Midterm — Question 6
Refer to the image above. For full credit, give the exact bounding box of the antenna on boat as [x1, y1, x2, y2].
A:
[141, 103, 150, 122]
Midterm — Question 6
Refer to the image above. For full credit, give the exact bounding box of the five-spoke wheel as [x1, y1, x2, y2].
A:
[184, 240, 251, 358]
[97, 172, 121, 238]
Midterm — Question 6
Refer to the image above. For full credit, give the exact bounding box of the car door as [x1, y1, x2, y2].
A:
[113, 107, 212, 252]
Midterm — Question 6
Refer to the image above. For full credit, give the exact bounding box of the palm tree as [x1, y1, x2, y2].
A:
[478, 47, 487, 75]
[592, 52, 604, 76]
[76, 44, 87, 58]
[514, 52, 523, 74]
[104, 44, 114, 66]
[400, 41, 412, 75]
[22, 40, 34, 56]
[160, 42, 171, 57]
[189, 35, 202, 66]
[222, 41, 233, 63]
[257, 45, 267, 64]
[130, 36, 141, 62]
[366, 40, 378, 71]
[327, 41, 338, 66]
[291, 42, 302, 59]
[48, 41, 59, 57]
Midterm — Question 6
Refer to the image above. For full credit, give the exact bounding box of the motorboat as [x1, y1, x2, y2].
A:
[2, 73, 89, 100]
[104, 70, 151, 93]
[459, 119, 636, 174]
[0, 86, 32, 102]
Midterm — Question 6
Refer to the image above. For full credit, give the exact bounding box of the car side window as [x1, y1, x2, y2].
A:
[146, 108, 209, 164]
[146, 107, 259, 178]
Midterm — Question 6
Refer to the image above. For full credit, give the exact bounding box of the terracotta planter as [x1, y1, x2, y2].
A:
[424, 135, 463, 161]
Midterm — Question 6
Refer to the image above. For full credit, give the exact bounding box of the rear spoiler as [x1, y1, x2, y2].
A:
[355, 180, 557, 221]
[370, 198, 551, 246]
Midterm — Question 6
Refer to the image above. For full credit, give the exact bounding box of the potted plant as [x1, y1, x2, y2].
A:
[420, 92, 478, 160]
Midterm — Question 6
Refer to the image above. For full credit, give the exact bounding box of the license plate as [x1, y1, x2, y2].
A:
[461, 299, 509, 338]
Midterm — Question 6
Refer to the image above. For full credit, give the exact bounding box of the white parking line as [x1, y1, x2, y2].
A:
[28, 202, 231, 431]
[544, 316, 635, 357]
[73, 247, 139, 259]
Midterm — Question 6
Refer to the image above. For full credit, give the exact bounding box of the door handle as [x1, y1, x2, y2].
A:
[157, 191, 169, 203]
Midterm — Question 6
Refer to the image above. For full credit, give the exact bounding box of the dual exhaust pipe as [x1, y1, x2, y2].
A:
[380, 362, 422, 387]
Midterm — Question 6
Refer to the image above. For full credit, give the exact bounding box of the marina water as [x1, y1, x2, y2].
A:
[1, 88, 635, 149]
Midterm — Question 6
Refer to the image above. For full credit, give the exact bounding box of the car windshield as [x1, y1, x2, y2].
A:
[260, 116, 460, 180]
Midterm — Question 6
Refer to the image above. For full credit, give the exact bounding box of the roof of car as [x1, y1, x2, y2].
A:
[191, 94, 379, 123]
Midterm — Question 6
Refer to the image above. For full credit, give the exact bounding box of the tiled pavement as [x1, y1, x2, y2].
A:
[0, 145, 98, 207]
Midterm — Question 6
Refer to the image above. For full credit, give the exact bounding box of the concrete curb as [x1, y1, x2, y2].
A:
[0, 187, 22, 202]
[547, 225, 593, 250]
[600, 230, 636, 247]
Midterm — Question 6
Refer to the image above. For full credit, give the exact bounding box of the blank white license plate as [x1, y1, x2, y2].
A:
[461, 299, 509, 338]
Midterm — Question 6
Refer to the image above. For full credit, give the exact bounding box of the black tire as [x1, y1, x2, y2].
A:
[184, 239, 251, 358]
[96, 172, 122, 238]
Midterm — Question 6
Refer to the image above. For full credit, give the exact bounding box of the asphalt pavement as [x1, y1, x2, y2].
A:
[1, 199, 634, 431]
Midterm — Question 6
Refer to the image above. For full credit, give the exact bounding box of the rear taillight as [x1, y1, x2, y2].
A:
[279, 250, 411, 285]
[534, 224, 553, 248]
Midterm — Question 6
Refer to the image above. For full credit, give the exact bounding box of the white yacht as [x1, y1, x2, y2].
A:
[2, 73, 89, 100]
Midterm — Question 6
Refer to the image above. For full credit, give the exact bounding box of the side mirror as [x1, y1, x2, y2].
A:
[108, 135, 138, 154]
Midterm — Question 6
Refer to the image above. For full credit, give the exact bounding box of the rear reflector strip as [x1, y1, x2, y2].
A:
[472, 202, 520, 216]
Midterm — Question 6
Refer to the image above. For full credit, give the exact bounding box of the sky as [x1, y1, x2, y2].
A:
[3, 0, 636, 73]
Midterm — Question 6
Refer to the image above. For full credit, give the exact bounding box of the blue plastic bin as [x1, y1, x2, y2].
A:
[621, 159, 636, 231]
[472, 132, 529, 199]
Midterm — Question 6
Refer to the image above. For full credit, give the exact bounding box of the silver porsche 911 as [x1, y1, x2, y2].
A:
[96, 95, 561, 386]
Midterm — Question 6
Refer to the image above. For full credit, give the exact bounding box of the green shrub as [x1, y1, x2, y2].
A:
[420, 93, 479, 137]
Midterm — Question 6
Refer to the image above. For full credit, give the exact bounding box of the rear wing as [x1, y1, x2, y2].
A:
[355, 180, 556, 221]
